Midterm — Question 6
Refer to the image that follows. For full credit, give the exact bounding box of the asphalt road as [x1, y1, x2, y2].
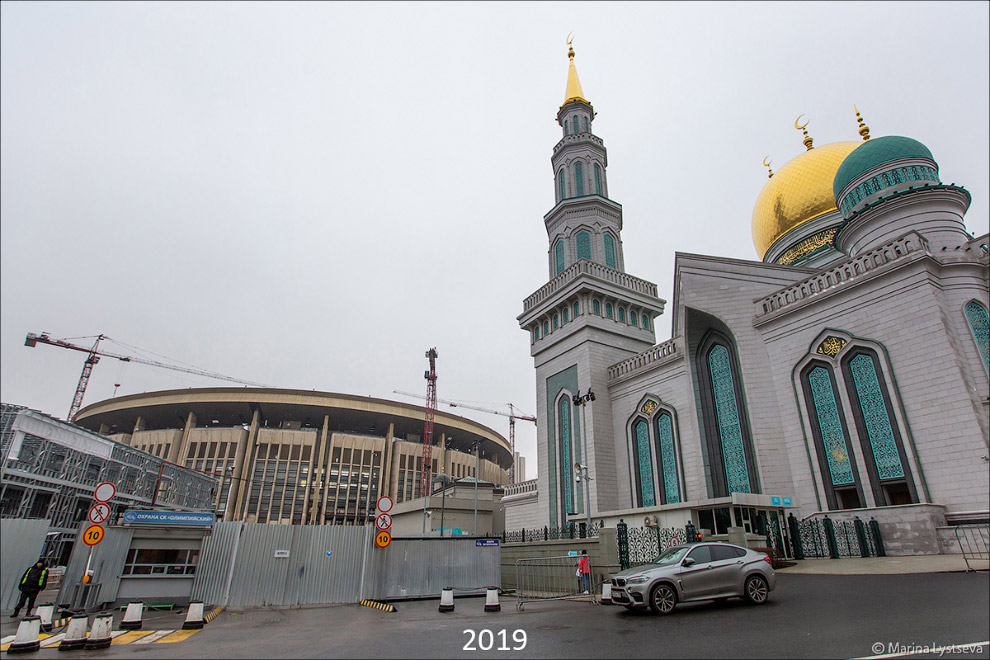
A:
[3, 573, 988, 659]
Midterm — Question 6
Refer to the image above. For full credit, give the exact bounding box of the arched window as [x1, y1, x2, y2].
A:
[553, 314, 559, 329]
[543, 320, 549, 336]
[572, 116, 579, 134]
[583, 116, 589, 133]
[594, 163, 603, 195]
[603, 233, 616, 268]
[576, 231, 591, 260]
[801, 362, 864, 510]
[655, 411, 680, 504]
[632, 419, 655, 507]
[573, 301, 580, 317]
[605, 303, 613, 319]
[562, 308, 569, 323]
[558, 397, 574, 520]
[534, 326, 540, 340]
[964, 301, 990, 371]
[618, 307, 625, 323]
[641, 314, 648, 329]
[563, 122, 568, 136]
[841, 349, 917, 506]
[558, 170, 565, 201]
[592, 300, 601, 315]
[696, 331, 758, 496]
[574, 162, 585, 196]
[554, 240, 565, 275]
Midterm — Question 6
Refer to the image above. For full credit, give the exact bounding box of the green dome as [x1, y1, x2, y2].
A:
[833, 136, 936, 199]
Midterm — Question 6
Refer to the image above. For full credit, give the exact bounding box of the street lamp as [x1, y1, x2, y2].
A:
[572, 389, 595, 533]
[433, 473, 454, 536]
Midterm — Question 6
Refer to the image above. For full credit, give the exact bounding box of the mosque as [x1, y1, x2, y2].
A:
[510, 41, 989, 553]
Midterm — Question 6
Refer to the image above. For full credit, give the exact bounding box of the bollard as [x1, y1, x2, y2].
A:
[438, 587, 455, 613]
[484, 587, 500, 612]
[35, 603, 55, 633]
[58, 616, 89, 652]
[601, 581, 613, 605]
[120, 602, 144, 630]
[84, 613, 113, 650]
[8, 615, 42, 654]
[182, 601, 205, 630]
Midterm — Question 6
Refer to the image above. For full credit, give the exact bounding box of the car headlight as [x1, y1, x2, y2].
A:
[625, 576, 649, 585]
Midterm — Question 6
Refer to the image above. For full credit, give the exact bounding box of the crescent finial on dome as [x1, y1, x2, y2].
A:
[795, 114, 814, 151]
[763, 156, 774, 179]
[854, 105, 871, 141]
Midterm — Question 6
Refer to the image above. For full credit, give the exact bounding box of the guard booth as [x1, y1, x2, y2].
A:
[58, 510, 214, 611]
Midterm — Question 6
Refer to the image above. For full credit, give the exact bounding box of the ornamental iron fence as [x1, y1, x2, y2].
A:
[502, 522, 601, 544]
[794, 515, 883, 558]
[616, 519, 688, 570]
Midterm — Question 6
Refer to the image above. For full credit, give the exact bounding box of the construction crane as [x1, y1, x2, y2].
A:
[394, 389, 536, 484]
[25, 332, 271, 422]
[421, 348, 439, 499]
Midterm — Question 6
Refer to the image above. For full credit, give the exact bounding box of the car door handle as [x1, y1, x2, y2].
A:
[706, 565, 714, 570]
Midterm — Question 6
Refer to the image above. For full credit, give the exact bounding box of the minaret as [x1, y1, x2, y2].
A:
[518, 38, 666, 528]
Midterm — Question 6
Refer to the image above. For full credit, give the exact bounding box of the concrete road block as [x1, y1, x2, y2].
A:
[35, 604, 55, 633]
[58, 616, 88, 652]
[8, 615, 41, 654]
[84, 613, 113, 650]
[438, 588, 455, 613]
[182, 601, 205, 629]
[601, 582, 613, 605]
[484, 587, 500, 612]
[120, 602, 144, 630]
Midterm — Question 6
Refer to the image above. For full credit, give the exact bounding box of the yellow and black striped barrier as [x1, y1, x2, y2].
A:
[204, 607, 224, 623]
[360, 599, 397, 613]
[51, 616, 72, 629]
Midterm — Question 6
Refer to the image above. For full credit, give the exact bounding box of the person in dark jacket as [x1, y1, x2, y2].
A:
[11, 559, 48, 618]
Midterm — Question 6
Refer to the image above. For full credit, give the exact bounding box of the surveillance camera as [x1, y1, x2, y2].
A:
[575, 474, 581, 483]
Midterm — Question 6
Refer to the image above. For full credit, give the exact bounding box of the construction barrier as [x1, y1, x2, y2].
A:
[58, 616, 88, 652]
[359, 599, 397, 613]
[484, 587, 500, 612]
[182, 601, 205, 630]
[120, 602, 144, 630]
[601, 581, 613, 605]
[8, 615, 41, 654]
[438, 588, 455, 613]
[35, 604, 55, 633]
[514, 555, 598, 611]
[84, 613, 113, 650]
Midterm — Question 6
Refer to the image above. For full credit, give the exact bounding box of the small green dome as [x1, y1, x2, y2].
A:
[833, 136, 936, 199]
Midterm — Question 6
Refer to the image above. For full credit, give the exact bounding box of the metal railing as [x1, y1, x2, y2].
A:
[794, 515, 883, 558]
[514, 555, 597, 610]
[954, 524, 990, 572]
[503, 522, 600, 544]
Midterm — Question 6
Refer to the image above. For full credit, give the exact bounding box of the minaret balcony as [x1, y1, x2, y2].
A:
[520, 259, 659, 315]
[553, 133, 604, 155]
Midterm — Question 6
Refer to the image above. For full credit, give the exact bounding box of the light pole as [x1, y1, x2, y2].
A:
[433, 473, 453, 536]
[473, 440, 480, 535]
[217, 465, 234, 520]
[572, 389, 595, 533]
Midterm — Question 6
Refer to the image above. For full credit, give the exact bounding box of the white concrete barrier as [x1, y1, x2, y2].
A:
[484, 587, 500, 612]
[182, 601, 205, 630]
[438, 588, 455, 613]
[35, 604, 55, 633]
[84, 613, 113, 650]
[120, 602, 144, 630]
[8, 615, 41, 654]
[58, 616, 88, 652]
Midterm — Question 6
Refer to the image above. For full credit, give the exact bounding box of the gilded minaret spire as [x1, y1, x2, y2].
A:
[795, 115, 814, 150]
[855, 105, 871, 141]
[563, 33, 588, 105]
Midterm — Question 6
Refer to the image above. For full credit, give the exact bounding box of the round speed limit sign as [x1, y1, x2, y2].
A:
[375, 530, 392, 549]
[82, 524, 105, 547]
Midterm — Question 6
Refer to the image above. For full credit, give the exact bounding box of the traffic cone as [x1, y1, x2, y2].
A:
[35, 603, 55, 633]
[84, 613, 113, 650]
[182, 601, 205, 630]
[484, 587, 500, 612]
[58, 616, 89, 652]
[601, 581, 613, 605]
[7, 615, 41, 654]
[120, 602, 144, 630]
[438, 587, 455, 613]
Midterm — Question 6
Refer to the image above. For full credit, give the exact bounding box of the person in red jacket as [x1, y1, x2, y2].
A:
[11, 558, 48, 618]
[578, 550, 591, 594]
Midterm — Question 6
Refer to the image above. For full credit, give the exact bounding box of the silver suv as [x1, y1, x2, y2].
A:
[610, 542, 775, 614]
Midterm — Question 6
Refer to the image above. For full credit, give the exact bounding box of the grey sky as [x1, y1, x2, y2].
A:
[2, 2, 988, 478]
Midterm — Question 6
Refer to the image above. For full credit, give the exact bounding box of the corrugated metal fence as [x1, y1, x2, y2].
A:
[0, 518, 50, 610]
[56, 522, 133, 610]
[368, 537, 501, 600]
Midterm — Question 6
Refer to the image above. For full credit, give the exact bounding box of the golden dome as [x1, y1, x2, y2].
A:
[752, 141, 861, 259]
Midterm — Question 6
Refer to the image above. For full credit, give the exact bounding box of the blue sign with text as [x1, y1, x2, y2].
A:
[771, 496, 781, 506]
[476, 539, 499, 547]
[783, 497, 792, 506]
[122, 510, 215, 526]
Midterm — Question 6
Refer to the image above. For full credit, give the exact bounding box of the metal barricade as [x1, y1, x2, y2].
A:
[514, 555, 597, 610]
[954, 524, 990, 572]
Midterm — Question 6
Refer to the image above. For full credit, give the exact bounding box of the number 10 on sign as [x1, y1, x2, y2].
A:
[375, 530, 391, 549]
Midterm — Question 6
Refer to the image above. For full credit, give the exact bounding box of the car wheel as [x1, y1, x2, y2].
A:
[744, 575, 769, 605]
[648, 583, 677, 615]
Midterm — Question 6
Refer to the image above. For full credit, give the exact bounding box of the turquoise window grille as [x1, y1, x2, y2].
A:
[604, 233, 616, 269]
[554, 240, 565, 275]
[553, 314, 559, 329]
[574, 162, 585, 196]
[573, 116, 579, 134]
[656, 412, 679, 504]
[605, 303, 613, 319]
[576, 231, 591, 260]
[808, 367, 855, 485]
[964, 301, 990, 371]
[558, 170, 565, 201]
[708, 344, 752, 493]
[563, 308, 569, 323]
[534, 326, 540, 340]
[593, 300, 601, 315]
[849, 354, 905, 480]
[618, 307, 625, 323]
[543, 321, 549, 336]
[634, 419, 655, 507]
[573, 301, 580, 317]
[583, 116, 589, 133]
[559, 398, 573, 516]
[640, 314, 647, 329]
[594, 164, 602, 195]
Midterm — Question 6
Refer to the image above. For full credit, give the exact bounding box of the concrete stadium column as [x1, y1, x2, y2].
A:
[233, 409, 259, 522]
[176, 412, 197, 465]
[309, 415, 331, 525]
[132, 417, 145, 434]
[98, 423, 109, 435]
[319, 425, 338, 524]
[381, 423, 395, 504]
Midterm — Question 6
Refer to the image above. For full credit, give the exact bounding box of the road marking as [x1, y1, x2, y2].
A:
[112, 630, 155, 644]
[849, 640, 989, 659]
[132, 629, 177, 644]
[1, 633, 54, 651]
[154, 629, 202, 643]
[40, 633, 66, 647]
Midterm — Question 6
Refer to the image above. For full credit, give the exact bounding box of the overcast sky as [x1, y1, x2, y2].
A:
[2, 2, 988, 478]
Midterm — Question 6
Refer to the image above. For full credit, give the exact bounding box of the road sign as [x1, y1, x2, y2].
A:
[94, 482, 116, 502]
[670, 537, 679, 545]
[88, 503, 111, 524]
[376, 513, 392, 530]
[375, 530, 392, 549]
[82, 524, 105, 546]
[476, 539, 499, 547]
[376, 496, 393, 514]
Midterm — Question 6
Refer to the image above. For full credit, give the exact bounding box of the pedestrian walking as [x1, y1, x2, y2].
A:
[11, 558, 48, 618]
[578, 549, 591, 594]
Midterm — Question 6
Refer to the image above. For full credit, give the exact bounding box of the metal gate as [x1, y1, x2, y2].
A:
[513, 555, 596, 610]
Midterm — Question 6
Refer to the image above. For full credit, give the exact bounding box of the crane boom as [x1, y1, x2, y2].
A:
[421, 349, 438, 499]
[25, 332, 271, 421]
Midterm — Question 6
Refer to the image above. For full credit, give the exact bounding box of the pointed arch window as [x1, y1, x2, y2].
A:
[618, 307, 625, 323]
[655, 411, 680, 504]
[534, 326, 540, 340]
[554, 240, 565, 275]
[603, 233, 616, 269]
[574, 162, 585, 196]
[632, 419, 655, 507]
[543, 321, 549, 336]
[558, 397, 574, 520]
[576, 231, 591, 260]
[594, 164, 603, 195]
[572, 116, 579, 134]
[553, 314, 559, 329]
[605, 303, 613, 319]
[592, 300, 601, 315]
[558, 170, 566, 201]
[583, 116, 589, 133]
[562, 308, 569, 323]
[964, 301, 990, 371]
[573, 301, 580, 317]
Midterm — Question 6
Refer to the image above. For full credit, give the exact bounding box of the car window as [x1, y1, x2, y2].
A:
[686, 545, 712, 564]
[652, 547, 689, 564]
[710, 545, 742, 561]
